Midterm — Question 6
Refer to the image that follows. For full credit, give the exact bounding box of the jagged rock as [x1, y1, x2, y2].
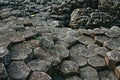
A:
[105, 50, 120, 69]
[28, 59, 51, 72]
[9, 42, 33, 61]
[60, 60, 79, 75]
[80, 66, 98, 79]
[0, 62, 8, 79]
[88, 56, 106, 69]
[7, 61, 31, 80]
[104, 38, 120, 50]
[78, 35, 94, 45]
[94, 47, 109, 57]
[66, 76, 82, 80]
[29, 72, 52, 80]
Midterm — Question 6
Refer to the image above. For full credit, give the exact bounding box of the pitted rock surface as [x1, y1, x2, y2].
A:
[0, 0, 120, 80]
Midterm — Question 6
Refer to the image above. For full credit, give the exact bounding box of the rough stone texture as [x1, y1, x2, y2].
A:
[66, 76, 82, 80]
[60, 60, 79, 75]
[7, 61, 31, 80]
[29, 72, 52, 80]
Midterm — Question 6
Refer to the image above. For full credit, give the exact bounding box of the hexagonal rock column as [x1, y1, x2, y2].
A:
[80, 66, 98, 79]
[29, 72, 52, 80]
[88, 56, 106, 70]
[105, 50, 120, 70]
[28, 59, 51, 72]
[9, 42, 33, 62]
[60, 60, 79, 75]
[7, 61, 31, 80]
[0, 62, 8, 79]
[66, 76, 82, 80]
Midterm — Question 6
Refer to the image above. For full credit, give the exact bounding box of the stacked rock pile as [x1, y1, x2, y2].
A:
[0, 0, 120, 80]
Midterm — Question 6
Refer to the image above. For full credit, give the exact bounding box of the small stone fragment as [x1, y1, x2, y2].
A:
[60, 60, 79, 75]
[29, 72, 52, 80]
[7, 61, 31, 80]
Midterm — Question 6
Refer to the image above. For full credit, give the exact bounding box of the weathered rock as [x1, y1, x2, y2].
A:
[95, 35, 109, 45]
[0, 47, 8, 58]
[104, 38, 120, 50]
[71, 55, 87, 67]
[78, 35, 94, 45]
[94, 47, 109, 57]
[0, 62, 8, 79]
[78, 29, 93, 36]
[92, 28, 105, 35]
[55, 45, 69, 59]
[66, 76, 82, 80]
[34, 47, 50, 60]
[60, 60, 79, 75]
[9, 42, 33, 61]
[84, 77, 100, 80]
[28, 59, 51, 72]
[98, 70, 116, 80]
[115, 65, 120, 80]
[80, 66, 98, 78]
[88, 56, 106, 69]
[7, 61, 31, 80]
[29, 71, 52, 80]
[105, 50, 120, 69]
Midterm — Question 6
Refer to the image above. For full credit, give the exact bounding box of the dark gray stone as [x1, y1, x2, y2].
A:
[7, 61, 31, 80]
[66, 76, 82, 80]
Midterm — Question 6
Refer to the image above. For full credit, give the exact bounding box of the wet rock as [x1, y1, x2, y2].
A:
[9, 42, 33, 61]
[55, 45, 69, 59]
[0, 62, 8, 79]
[105, 50, 120, 69]
[28, 59, 51, 72]
[88, 56, 106, 69]
[66, 76, 82, 80]
[29, 71, 52, 80]
[0, 47, 8, 58]
[78, 35, 94, 45]
[94, 47, 109, 57]
[80, 66, 98, 79]
[7, 61, 31, 80]
[34, 47, 51, 60]
[60, 60, 79, 75]
[104, 38, 120, 50]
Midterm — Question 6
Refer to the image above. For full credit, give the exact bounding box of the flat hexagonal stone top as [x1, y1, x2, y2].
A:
[7, 61, 31, 80]
[28, 59, 51, 72]
[9, 41, 33, 61]
[88, 56, 106, 68]
[29, 72, 52, 80]
[60, 60, 79, 75]
[80, 66, 98, 79]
